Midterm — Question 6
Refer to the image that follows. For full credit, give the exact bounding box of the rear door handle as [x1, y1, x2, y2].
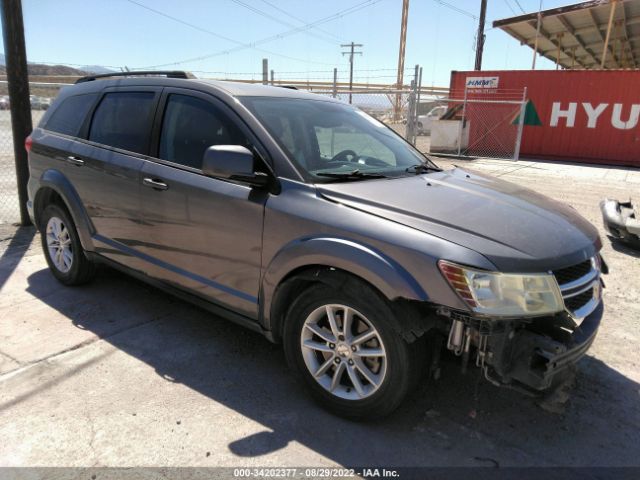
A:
[142, 177, 169, 191]
[66, 155, 84, 166]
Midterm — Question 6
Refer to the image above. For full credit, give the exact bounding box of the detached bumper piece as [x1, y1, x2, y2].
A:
[601, 198, 640, 248]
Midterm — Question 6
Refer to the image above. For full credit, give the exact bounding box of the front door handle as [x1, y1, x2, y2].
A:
[66, 155, 84, 166]
[142, 177, 169, 191]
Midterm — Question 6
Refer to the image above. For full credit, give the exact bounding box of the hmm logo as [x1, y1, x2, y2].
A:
[465, 76, 499, 88]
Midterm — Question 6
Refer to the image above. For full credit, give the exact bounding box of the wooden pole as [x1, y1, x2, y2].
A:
[474, 0, 488, 70]
[0, 0, 33, 226]
[395, 0, 409, 120]
[601, 0, 617, 68]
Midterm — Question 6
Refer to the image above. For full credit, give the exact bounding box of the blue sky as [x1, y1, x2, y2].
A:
[8, 0, 569, 86]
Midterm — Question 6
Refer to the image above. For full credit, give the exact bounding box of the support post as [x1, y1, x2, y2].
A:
[514, 87, 528, 161]
[332, 68, 337, 98]
[457, 87, 468, 157]
[405, 65, 419, 145]
[1, 0, 32, 226]
[601, 0, 617, 68]
[417, 66, 423, 110]
[406, 80, 417, 145]
[556, 33, 563, 70]
[270, 69, 274, 85]
[532, 2, 543, 69]
[262, 58, 268, 85]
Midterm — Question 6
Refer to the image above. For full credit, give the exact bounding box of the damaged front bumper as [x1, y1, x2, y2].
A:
[486, 302, 603, 391]
[439, 300, 603, 393]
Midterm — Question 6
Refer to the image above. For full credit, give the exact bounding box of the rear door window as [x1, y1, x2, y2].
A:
[158, 94, 248, 170]
[89, 92, 156, 154]
[45, 94, 97, 136]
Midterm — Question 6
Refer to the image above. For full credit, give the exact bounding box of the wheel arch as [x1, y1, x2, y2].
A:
[262, 237, 433, 343]
[34, 169, 95, 251]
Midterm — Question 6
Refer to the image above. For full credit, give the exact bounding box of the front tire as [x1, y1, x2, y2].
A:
[283, 278, 424, 419]
[40, 204, 96, 285]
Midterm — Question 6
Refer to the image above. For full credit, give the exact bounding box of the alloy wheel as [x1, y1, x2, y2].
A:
[46, 216, 73, 273]
[300, 304, 387, 400]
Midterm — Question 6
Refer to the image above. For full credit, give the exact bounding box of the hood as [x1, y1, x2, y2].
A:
[317, 168, 601, 272]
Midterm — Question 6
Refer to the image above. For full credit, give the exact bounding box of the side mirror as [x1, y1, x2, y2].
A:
[202, 145, 269, 187]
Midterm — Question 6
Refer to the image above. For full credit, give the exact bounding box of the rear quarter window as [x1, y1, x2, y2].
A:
[88, 91, 156, 154]
[44, 93, 98, 136]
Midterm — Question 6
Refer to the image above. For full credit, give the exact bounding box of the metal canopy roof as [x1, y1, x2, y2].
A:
[493, 0, 640, 69]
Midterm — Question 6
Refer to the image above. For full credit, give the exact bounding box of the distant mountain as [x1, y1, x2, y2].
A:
[0, 55, 115, 76]
[82, 65, 115, 74]
[0, 63, 87, 76]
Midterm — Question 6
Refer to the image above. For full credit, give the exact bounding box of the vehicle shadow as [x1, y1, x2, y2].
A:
[25, 266, 640, 467]
[0, 226, 37, 290]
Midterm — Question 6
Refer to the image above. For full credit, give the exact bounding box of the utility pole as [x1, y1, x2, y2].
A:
[1, 0, 32, 226]
[341, 42, 363, 104]
[474, 0, 488, 70]
[395, 0, 409, 120]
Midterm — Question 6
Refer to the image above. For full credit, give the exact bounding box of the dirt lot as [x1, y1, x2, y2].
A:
[0, 157, 639, 468]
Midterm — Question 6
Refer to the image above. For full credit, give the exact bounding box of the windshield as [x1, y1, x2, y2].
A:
[240, 96, 439, 182]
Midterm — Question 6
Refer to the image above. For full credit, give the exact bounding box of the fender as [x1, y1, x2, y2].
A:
[36, 169, 96, 251]
[261, 236, 429, 331]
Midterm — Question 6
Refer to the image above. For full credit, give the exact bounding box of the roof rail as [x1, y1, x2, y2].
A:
[75, 70, 192, 84]
[278, 85, 298, 90]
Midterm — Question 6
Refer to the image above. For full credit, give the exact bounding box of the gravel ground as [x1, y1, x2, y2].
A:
[0, 157, 638, 468]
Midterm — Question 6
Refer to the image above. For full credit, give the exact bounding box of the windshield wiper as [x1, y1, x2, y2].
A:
[315, 170, 388, 181]
[405, 163, 442, 174]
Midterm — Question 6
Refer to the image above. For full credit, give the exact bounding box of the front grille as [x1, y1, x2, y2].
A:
[552, 258, 600, 319]
[564, 288, 594, 311]
[552, 259, 592, 285]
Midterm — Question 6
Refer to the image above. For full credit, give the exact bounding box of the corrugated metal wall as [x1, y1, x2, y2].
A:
[450, 70, 640, 166]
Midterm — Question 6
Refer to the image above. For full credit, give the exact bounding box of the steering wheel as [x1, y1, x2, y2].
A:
[331, 149, 359, 163]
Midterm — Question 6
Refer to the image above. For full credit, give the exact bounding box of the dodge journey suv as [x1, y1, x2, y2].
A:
[27, 71, 605, 419]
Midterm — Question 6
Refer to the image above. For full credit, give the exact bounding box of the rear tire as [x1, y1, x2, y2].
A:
[40, 204, 96, 286]
[283, 277, 425, 420]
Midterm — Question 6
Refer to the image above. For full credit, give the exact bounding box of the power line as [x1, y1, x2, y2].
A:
[257, 0, 343, 42]
[512, 0, 527, 14]
[503, 0, 518, 16]
[432, 0, 477, 20]
[138, 0, 384, 69]
[124, 0, 335, 67]
[228, 0, 339, 45]
[125, 0, 240, 46]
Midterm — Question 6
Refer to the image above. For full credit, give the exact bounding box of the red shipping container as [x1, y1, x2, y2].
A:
[449, 70, 640, 167]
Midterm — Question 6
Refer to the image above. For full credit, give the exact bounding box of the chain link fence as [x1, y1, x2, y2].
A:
[318, 87, 527, 160]
[0, 82, 63, 224]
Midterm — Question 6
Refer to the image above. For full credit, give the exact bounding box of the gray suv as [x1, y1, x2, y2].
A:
[27, 71, 605, 419]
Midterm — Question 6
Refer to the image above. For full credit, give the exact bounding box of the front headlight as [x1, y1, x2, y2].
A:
[438, 260, 564, 317]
